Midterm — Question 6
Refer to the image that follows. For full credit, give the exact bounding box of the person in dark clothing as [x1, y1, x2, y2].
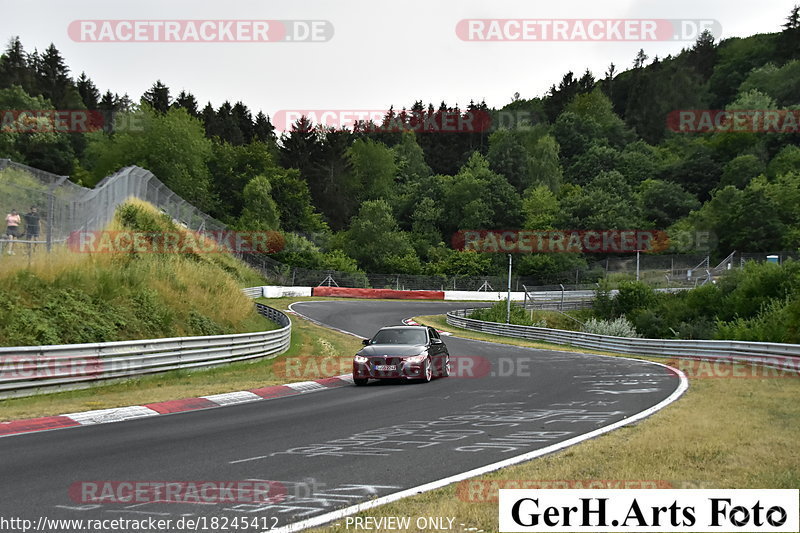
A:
[22, 206, 41, 252]
[24, 206, 40, 240]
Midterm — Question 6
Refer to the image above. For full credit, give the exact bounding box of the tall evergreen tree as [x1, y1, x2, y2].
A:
[253, 111, 276, 144]
[779, 4, 800, 63]
[141, 80, 171, 113]
[633, 48, 649, 69]
[231, 101, 254, 143]
[37, 44, 72, 107]
[212, 101, 244, 144]
[200, 102, 217, 137]
[0, 37, 30, 90]
[544, 71, 579, 122]
[688, 30, 717, 80]
[76, 72, 100, 109]
[603, 62, 617, 100]
[173, 90, 199, 117]
[577, 69, 595, 93]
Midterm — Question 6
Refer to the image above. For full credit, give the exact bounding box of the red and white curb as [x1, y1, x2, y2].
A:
[0, 375, 354, 438]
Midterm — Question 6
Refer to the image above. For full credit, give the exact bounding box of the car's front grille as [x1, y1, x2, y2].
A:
[371, 356, 403, 366]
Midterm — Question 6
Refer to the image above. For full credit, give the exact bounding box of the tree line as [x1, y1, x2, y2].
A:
[1, 6, 799, 282]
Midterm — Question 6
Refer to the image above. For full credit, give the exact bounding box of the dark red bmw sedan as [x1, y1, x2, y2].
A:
[352, 325, 450, 385]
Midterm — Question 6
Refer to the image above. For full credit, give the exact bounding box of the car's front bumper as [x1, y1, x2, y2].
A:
[353, 360, 427, 380]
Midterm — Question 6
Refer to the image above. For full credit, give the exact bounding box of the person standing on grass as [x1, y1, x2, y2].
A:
[23, 206, 40, 249]
[5, 209, 20, 255]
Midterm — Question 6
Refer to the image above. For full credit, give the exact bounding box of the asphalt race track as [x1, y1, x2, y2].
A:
[0, 301, 683, 532]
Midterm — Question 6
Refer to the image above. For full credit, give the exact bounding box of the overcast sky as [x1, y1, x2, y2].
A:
[0, 0, 795, 118]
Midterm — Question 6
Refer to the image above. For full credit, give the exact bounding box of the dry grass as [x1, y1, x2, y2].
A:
[0, 199, 267, 345]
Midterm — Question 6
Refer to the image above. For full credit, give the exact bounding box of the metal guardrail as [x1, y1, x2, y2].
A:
[0, 303, 291, 399]
[523, 289, 595, 311]
[446, 308, 800, 372]
[521, 287, 687, 311]
[241, 286, 264, 299]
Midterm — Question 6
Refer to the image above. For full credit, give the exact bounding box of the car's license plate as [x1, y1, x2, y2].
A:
[374, 364, 396, 371]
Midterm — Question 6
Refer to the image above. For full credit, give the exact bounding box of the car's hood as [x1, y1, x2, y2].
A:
[358, 344, 426, 357]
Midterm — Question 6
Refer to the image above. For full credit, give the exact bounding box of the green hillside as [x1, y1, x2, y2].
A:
[0, 199, 268, 346]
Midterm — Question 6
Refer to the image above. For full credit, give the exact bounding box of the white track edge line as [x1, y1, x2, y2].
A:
[268, 362, 689, 533]
[288, 301, 367, 339]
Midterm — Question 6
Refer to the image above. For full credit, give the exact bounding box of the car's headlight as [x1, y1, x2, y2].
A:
[404, 352, 428, 364]
[354, 355, 369, 364]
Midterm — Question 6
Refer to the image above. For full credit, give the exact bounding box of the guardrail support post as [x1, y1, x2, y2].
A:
[506, 254, 512, 324]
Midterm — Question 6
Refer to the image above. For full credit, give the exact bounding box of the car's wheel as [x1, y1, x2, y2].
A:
[440, 355, 450, 378]
[422, 357, 433, 383]
[353, 377, 369, 386]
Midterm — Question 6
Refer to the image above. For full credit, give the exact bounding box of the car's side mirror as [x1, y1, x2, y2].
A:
[431, 338, 443, 345]
[362, 338, 370, 345]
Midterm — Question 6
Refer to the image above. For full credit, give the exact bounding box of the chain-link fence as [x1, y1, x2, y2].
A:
[240, 252, 722, 291]
[738, 251, 799, 266]
[0, 159, 228, 255]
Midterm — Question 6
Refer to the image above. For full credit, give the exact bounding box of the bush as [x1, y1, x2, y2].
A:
[614, 280, 655, 318]
[582, 317, 640, 337]
[593, 279, 615, 319]
[469, 300, 547, 327]
[716, 298, 800, 343]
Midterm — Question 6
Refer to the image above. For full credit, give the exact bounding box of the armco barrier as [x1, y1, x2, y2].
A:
[242, 286, 313, 298]
[0, 303, 290, 399]
[446, 308, 800, 373]
[312, 287, 444, 299]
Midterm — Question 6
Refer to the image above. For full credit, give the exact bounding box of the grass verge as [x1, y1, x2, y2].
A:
[308, 314, 800, 533]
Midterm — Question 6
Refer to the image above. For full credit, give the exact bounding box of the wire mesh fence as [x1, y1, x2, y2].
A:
[239, 252, 722, 291]
[0, 159, 228, 254]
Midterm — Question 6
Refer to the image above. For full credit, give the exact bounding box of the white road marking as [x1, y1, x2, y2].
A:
[286, 381, 326, 393]
[266, 361, 689, 533]
[64, 406, 160, 425]
[201, 391, 262, 406]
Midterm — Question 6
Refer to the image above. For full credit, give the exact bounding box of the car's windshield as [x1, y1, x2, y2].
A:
[370, 328, 427, 345]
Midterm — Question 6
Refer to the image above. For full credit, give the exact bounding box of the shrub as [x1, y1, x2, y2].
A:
[582, 317, 640, 337]
[593, 279, 615, 319]
[469, 300, 547, 327]
[614, 280, 655, 318]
